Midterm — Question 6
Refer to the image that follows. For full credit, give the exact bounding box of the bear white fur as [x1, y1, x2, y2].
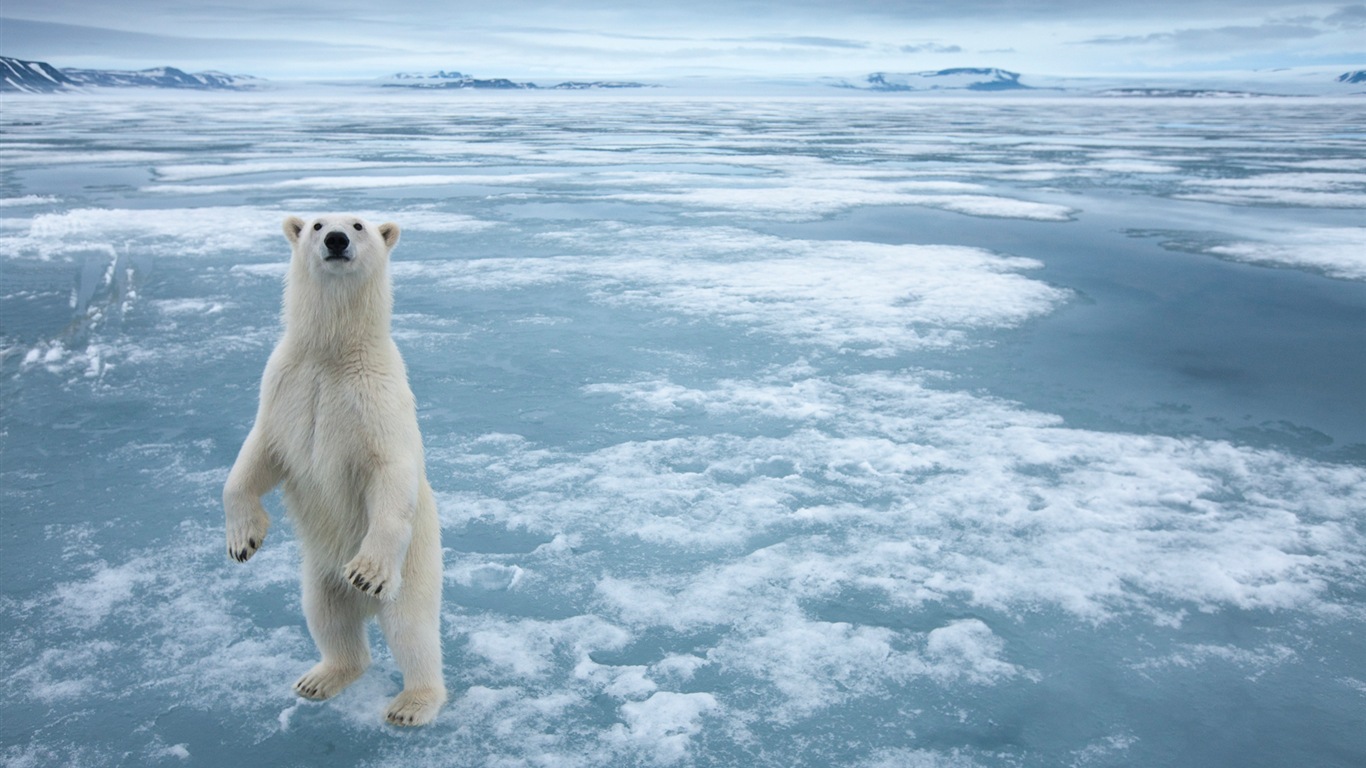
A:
[223, 214, 445, 726]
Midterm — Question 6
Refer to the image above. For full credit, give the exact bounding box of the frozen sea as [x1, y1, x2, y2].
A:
[2, 90, 1365, 767]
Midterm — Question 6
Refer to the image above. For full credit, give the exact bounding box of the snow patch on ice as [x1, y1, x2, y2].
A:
[1207, 227, 1366, 281]
[0, 206, 494, 264]
[610, 184, 1073, 221]
[0, 206, 283, 261]
[396, 224, 1067, 355]
[1178, 172, 1366, 208]
[144, 172, 571, 195]
[456, 369, 1366, 624]
[1133, 642, 1298, 677]
[857, 747, 989, 768]
[152, 298, 226, 316]
[2, 521, 315, 733]
[449, 562, 525, 591]
[0, 195, 60, 207]
[925, 619, 1031, 684]
[466, 615, 632, 679]
[607, 691, 718, 765]
[153, 159, 410, 182]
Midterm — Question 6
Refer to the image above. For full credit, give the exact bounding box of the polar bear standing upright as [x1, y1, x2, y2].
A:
[223, 214, 445, 726]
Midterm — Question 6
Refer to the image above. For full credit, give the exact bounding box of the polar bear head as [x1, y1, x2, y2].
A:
[283, 214, 400, 280]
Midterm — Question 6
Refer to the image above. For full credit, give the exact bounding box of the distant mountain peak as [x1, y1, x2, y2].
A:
[60, 65, 260, 90]
[932, 67, 1021, 79]
[1, 56, 260, 92]
[1338, 70, 1366, 84]
[2, 56, 80, 93]
[392, 70, 469, 81]
[854, 68, 1029, 92]
[380, 70, 652, 90]
[380, 71, 534, 89]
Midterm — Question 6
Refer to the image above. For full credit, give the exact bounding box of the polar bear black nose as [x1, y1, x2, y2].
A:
[324, 231, 350, 252]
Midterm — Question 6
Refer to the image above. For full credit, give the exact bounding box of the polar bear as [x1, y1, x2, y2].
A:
[223, 214, 445, 726]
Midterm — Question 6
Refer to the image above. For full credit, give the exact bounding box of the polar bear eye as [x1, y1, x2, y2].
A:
[353, 223, 363, 231]
[312, 223, 322, 231]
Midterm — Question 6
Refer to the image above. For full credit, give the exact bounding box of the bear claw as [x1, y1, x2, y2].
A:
[225, 509, 269, 563]
[342, 554, 398, 599]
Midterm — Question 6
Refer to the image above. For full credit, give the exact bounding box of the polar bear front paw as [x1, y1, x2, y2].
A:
[343, 553, 400, 599]
[226, 509, 270, 563]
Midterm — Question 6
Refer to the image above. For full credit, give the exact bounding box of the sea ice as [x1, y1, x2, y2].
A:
[1, 91, 1363, 768]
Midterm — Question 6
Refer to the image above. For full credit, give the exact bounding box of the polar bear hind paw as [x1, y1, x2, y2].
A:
[385, 687, 445, 727]
[343, 554, 400, 599]
[294, 662, 365, 700]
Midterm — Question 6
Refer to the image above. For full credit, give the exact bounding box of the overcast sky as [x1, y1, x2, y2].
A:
[2, 1, 1363, 80]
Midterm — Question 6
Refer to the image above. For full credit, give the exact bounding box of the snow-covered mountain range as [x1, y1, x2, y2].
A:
[4, 55, 1362, 96]
[832, 67, 1366, 96]
[61, 66, 259, 90]
[1, 56, 260, 93]
[381, 70, 652, 90]
[849, 68, 1030, 91]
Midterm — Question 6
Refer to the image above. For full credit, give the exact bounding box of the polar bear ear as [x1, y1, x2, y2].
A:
[283, 216, 305, 246]
[379, 222, 400, 249]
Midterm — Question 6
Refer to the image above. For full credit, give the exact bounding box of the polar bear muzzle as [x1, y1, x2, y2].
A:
[323, 231, 352, 261]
